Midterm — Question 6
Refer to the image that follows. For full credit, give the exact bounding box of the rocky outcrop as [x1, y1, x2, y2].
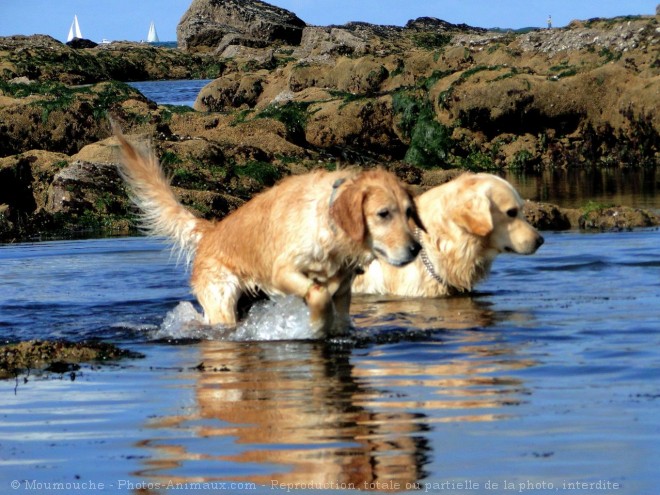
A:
[517, 17, 658, 55]
[0, 35, 219, 84]
[578, 205, 660, 230]
[47, 160, 126, 216]
[0, 81, 155, 157]
[194, 72, 265, 111]
[520, 201, 574, 231]
[191, 12, 659, 169]
[0, 130, 656, 242]
[0, 150, 91, 240]
[289, 17, 486, 60]
[292, 27, 369, 59]
[177, 0, 306, 53]
[1, 9, 659, 241]
[66, 38, 98, 49]
[430, 62, 659, 168]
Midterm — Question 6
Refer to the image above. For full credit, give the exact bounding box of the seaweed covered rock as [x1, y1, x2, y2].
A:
[47, 160, 126, 216]
[66, 38, 98, 49]
[578, 205, 660, 231]
[523, 201, 573, 231]
[0, 80, 155, 157]
[0, 35, 221, 84]
[195, 72, 265, 111]
[1, 10, 659, 241]
[0, 340, 143, 379]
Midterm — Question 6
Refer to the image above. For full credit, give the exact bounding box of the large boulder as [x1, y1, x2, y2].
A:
[47, 160, 126, 216]
[305, 96, 406, 159]
[0, 151, 69, 213]
[292, 26, 369, 58]
[66, 38, 98, 49]
[194, 72, 265, 111]
[177, 0, 306, 53]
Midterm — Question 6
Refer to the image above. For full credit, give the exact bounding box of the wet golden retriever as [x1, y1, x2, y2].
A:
[352, 173, 543, 297]
[115, 132, 423, 336]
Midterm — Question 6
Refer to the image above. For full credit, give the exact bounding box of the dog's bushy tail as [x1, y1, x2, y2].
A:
[114, 128, 206, 264]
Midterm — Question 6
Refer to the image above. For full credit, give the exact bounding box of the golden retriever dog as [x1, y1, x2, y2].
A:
[352, 173, 544, 298]
[114, 131, 424, 336]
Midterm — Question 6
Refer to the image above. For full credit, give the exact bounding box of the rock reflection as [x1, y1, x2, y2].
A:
[504, 168, 658, 209]
[137, 296, 535, 489]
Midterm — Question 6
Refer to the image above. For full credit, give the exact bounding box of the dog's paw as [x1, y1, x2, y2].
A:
[305, 283, 332, 308]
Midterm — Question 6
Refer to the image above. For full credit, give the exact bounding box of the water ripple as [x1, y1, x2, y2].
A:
[1, 232, 658, 492]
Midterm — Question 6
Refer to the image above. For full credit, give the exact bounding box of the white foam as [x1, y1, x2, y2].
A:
[152, 296, 317, 341]
[152, 301, 208, 340]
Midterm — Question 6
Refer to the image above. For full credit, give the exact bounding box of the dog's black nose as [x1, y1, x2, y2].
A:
[536, 235, 545, 249]
[410, 240, 422, 258]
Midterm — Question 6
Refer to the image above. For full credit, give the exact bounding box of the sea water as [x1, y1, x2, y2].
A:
[0, 231, 658, 493]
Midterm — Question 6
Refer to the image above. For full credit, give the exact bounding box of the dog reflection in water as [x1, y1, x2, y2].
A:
[138, 308, 534, 488]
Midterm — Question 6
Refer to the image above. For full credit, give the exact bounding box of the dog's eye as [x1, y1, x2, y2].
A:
[506, 208, 518, 218]
[377, 208, 391, 219]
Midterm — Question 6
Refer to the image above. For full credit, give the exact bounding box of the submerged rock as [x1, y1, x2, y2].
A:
[578, 205, 660, 231]
[523, 202, 574, 231]
[0, 340, 143, 379]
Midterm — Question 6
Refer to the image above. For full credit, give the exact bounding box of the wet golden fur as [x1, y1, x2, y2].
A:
[115, 131, 422, 336]
[352, 173, 544, 297]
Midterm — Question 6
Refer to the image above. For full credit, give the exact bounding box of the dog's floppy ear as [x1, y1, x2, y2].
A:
[454, 194, 493, 237]
[330, 184, 366, 243]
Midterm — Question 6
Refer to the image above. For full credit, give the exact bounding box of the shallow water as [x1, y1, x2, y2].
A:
[128, 79, 213, 108]
[504, 168, 659, 211]
[1, 230, 658, 494]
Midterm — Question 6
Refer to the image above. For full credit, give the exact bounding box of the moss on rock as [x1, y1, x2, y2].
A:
[0, 340, 143, 379]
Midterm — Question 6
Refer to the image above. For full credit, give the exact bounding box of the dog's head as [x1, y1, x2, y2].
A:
[424, 173, 544, 255]
[331, 169, 425, 267]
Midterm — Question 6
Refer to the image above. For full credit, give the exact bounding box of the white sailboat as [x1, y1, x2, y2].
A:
[147, 21, 159, 43]
[67, 15, 83, 42]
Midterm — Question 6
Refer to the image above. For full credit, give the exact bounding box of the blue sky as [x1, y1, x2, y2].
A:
[0, 0, 656, 43]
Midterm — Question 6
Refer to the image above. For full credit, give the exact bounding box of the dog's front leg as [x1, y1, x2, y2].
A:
[191, 266, 242, 327]
[305, 284, 335, 336]
[193, 280, 241, 326]
[272, 264, 335, 336]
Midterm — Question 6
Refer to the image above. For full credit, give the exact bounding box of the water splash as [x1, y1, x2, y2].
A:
[152, 297, 315, 341]
[153, 301, 207, 340]
[233, 296, 314, 341]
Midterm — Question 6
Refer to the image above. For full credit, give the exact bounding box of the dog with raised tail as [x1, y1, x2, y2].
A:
[114, 129, 424, 337]
[352, 173, 544, 298]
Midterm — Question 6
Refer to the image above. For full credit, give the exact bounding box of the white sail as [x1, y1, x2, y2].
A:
[147, 21, 159, 43]
[67, 15, 82, 42]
